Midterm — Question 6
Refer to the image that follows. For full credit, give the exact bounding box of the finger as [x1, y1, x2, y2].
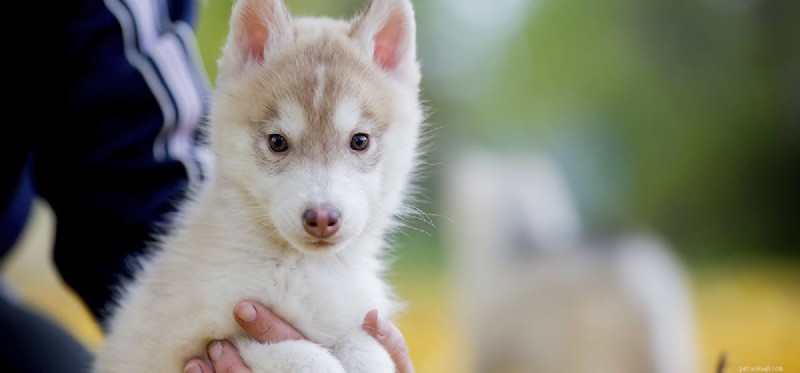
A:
[183, 358, 212, 373]
[363, 310, 415, 373]
[208, 340, 251, 373]
[233, 301, 305, 344]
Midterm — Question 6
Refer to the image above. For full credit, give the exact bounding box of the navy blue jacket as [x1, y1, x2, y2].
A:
[1, 0, 209, 325]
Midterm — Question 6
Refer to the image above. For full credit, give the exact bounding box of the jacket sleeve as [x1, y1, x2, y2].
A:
[32, 0, 211, 326]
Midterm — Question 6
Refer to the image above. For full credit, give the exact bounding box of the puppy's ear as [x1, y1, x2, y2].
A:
[351, 0, 419, 86]
[218, 0, 293, 76]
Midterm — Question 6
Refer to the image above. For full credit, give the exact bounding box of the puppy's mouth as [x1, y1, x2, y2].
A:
[303, 239, 339, 251]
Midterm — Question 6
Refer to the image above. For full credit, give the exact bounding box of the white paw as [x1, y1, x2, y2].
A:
[333, 331, 395, 373]
[235, 338, 346, 373]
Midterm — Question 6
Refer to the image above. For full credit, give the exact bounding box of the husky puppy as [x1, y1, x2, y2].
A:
[92, 0, 423, 371]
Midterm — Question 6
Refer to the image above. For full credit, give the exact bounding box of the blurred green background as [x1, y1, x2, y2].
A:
[3, 0, 798, 372]
[195, 0, 800, 371]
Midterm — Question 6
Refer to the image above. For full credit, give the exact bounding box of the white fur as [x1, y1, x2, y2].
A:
[313, 65, 326, 111]
[274, 100, 308, 141]
[333, 97, 363, 135]
[93, 0, 422, 372]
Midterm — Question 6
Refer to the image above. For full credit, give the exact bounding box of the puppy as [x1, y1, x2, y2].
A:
[93, 0, 424, 371]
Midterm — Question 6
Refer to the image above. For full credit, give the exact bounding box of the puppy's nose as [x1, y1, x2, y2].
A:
[302, 206, 341, 238]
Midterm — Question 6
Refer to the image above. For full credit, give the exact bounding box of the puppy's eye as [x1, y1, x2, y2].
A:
[350, 133, 369, 151]
[268, 134, 289, 152]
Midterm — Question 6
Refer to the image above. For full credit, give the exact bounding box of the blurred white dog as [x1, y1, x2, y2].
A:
[443, 150, 699, 373]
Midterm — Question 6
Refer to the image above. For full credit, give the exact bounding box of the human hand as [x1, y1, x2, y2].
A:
[362, 309, 414, 373]
[182, 302, 414, 373]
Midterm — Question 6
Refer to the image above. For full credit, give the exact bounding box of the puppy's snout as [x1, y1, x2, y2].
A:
[302, 205, 341, 238]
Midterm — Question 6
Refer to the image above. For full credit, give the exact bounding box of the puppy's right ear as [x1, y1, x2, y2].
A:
[218, 0, 293, 77]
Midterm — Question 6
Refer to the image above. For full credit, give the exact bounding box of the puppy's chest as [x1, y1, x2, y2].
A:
[217, 256, 379, 342]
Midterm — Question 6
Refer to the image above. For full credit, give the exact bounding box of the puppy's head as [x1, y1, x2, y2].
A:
[209, 0, 422, 254]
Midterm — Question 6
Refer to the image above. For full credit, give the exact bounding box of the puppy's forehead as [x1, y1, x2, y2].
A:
[261, 41, 394, 135]
[273, 95, 375, 136]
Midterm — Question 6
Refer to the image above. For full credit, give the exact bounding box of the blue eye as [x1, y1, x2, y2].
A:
[350, 133, 369, 151]
[268, 134, 289, 152]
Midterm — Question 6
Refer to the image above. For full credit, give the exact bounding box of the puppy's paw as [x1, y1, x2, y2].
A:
[235, 338, 346, 373]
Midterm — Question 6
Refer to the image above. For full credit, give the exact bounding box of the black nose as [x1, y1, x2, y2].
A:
[302, 205, 341, 238]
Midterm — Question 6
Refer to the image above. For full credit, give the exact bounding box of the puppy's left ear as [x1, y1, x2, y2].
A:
[351, 0, 419, 86]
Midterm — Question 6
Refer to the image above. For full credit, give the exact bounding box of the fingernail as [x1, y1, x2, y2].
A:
[235, 303, 257, 323]
[184, 361, 202, 373]
[209, 341, 223, 361]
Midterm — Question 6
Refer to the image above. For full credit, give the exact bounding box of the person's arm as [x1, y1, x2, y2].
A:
[184, 302, 414, 373]
[35, 0, 210, 324]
